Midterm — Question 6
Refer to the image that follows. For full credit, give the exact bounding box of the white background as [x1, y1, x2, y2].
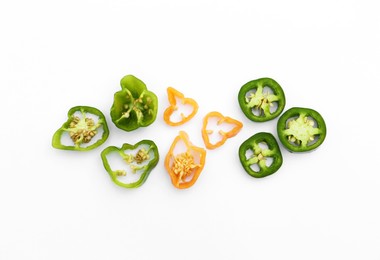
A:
[1, 0, 379, 259]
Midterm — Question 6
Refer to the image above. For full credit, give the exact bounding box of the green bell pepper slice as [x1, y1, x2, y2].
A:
[100, 140, 159, 188]
[52, 106, 109, 151]
[277, 107, 327, 152]
[239, 132, 283, 178]
[110, 75, 158, 131]
[238, 78, 286, 122]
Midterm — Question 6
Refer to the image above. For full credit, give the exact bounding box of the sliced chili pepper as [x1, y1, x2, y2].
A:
[165, 131, 206, 189]
[201, 111, 243, 150]
[52, 106, 109, 151]
[163, 87, 199, 126]
[238, 78, 286, 122]
[110, 75, 158, 131]
[239, 132, 283, 178]
[277, 107, 327, 152]
[100, 140, 159, 188]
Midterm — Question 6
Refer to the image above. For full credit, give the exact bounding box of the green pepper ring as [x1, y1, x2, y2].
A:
[277, 107, 327, 152]
[238, 78, 286, 122]
[239, 132, 283, 178]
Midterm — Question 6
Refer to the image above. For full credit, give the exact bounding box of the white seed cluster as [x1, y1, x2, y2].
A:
[287, 116, 316, 145]
[247, 91, 274, 111]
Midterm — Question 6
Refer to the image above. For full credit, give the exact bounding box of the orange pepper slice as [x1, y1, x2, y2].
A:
[201, 111, 243, 149]
[163, 87, 199, 126]
[165, 131, 206, 189]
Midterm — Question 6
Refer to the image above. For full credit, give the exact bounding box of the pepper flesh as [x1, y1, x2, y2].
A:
[163, 87, 199, 126]
[239, 132, 283, 178]
[277, 107, 327, 152]
[100, 140, 159, 188]
[238, 78, 286, 122]
[165, 131, 206, 189]
[201, 111, 243, 149]
[52, 106, 109, 151]
[110, 75, 158, 131]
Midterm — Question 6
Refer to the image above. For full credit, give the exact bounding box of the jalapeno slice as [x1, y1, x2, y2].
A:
[238, 78, 286, 122]
[277, 107, 327, 152]
[239, 132, 283, 178]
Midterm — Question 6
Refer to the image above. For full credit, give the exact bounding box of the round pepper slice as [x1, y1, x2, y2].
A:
[239, 132, 283, 178]
[277, 107, 327, 152]
[238, 78, 286, 122]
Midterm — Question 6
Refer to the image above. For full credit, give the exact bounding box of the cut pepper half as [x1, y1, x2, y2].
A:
[238, 78, 286, 122]
[110, 75, 158, 131]
[201, 111, 243, 149]
[277, 107, 327, 152]
[163, 87, 199, 126]
[100, 140, 159, 188]
[165, 131, 206, 189]
[239, 132, 283, 178]
[52, 106, 109, 151]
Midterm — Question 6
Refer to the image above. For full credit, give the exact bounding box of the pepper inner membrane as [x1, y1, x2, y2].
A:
[284, 115, 320, 147]
[170, 139, 201, 184]
[61, 112, 104, 148]
[204, 116, 238, 144]
[245, 142, 274, 172]
[116, 90, 154, 124]
[168, 96, 196, 123]
[245, 86, 279, 117]
[106, 144, 155, 184]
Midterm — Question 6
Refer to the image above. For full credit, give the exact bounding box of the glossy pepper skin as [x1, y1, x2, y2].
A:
[238, 78, 286, 122]
[201, 111, 243, 150]
[52, 106, 109, 151]
[110, 75, 158, 131]
[163, 87, 198, 126]
[165, 131, 206, 189]
[239, 132, 283, 178]
[277, 107, 326, 152]
[100, 140, 159, 188]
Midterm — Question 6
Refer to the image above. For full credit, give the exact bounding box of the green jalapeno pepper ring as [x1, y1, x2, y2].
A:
[277, 107, 326, 152]
[239, 132, 283, 178]
[238, 78, 286, 122]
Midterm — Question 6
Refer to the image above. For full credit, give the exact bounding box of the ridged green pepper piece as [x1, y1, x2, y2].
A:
[100, 140, 159, 188]
[239, 132, 283, 178]
[52, 106, 109, 151]
[110, 75, 158, 131]
[277, 107, 326, 152]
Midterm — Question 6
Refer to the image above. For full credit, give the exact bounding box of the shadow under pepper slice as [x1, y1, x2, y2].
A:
[238, 78, 286, 122]
[239, 132, 283, 178]
[277, 107, 327, 152]
[100, 140, 159, 188]
[165, 131, 206, 189]
[163, 87, 199, 126]
[110, 75, 158, 131]
[201, 111, 243, 150]
[52, 106, 109, 151]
